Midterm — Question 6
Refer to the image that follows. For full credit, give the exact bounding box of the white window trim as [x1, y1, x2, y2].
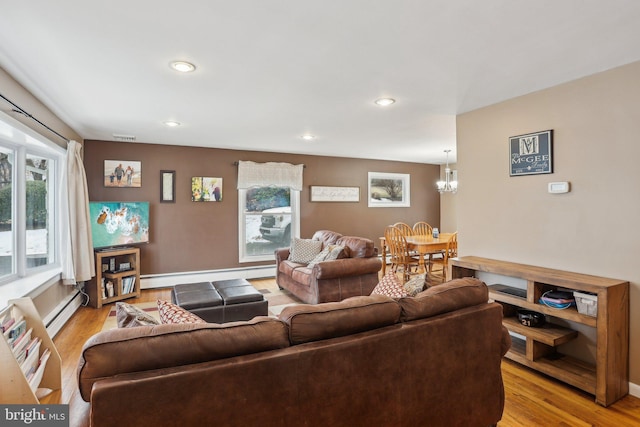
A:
[238, 189, 300, 263]
[0, 110, 64, 297]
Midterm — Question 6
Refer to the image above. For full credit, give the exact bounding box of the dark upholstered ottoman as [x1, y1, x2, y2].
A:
[171, 279, 268, 323]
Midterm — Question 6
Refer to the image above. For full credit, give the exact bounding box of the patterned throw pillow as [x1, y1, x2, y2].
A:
[371, 272, 408, 299]
[157, 300, 206, 324]
[403, 274, 426, 297]
[308, 244, 347, 267]
[116, 302, 160, 328]
[288, 238, 323, 263]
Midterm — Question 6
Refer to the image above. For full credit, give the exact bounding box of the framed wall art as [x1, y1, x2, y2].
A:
[509, 130, 553, 176]
[160, 170, 176, 203]
[310, 186, 360, 202]
[368, 172, 410, 207]
[191, 177, 222, 202]
[104, 160, 141, 187]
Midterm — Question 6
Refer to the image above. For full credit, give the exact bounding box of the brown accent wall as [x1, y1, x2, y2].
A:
[84, 140, 440, 276]
[456, 60, 640, 385]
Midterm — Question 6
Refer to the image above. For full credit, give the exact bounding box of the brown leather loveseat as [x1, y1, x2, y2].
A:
[275, 230, 381, 304]
[71, 278, 510, 427]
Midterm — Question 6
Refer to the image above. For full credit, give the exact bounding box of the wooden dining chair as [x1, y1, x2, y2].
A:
[412, 221, 436, 270]
[384, 225, 420, 282]
[393, 222, 420, 259]
[412, 221, 433, 236]
[393, 222, 414, 236]
[428, 232, 458, 284]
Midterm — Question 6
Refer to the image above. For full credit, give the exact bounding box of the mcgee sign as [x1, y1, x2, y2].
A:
[509, 130, 553, 176]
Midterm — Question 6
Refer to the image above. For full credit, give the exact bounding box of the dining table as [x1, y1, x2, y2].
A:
[379, 232, 455, 276]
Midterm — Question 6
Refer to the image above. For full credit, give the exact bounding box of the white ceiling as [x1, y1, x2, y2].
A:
[1, 1, 640, 164]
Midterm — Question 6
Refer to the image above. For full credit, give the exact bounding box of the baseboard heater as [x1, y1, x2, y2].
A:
[140, 265, 277, 289]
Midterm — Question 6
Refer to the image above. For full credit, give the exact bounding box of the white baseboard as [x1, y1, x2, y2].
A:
[629, 381, 640, 399]
[140, 265, 276, 289]
[42, 290, 84, 338]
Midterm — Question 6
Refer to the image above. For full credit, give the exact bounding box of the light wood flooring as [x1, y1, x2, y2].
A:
[43, 278, 639, 426]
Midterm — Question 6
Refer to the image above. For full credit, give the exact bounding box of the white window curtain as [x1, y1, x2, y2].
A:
[236, 161, 303, 190]
[62, 140, 95, 284]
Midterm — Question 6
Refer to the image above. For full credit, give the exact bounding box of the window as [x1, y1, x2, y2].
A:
[26, 153, 55, 269]
[0, 112, 62, 284]
[236, 161, 303, 263]
[238, 187, 300, 262]
[0, 146, 14, 278]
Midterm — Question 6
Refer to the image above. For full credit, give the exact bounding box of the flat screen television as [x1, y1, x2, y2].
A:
[89, 201, 150, 249]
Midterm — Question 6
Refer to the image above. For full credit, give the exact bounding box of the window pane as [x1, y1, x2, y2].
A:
[244, 187, 291, 257]
[0, 147, 13, 278]
[26, 154, 52, 268]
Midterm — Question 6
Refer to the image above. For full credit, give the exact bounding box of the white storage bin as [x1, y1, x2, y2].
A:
[574, 291, 597, 317]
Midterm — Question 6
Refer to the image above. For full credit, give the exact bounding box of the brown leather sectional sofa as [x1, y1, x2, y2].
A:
[70, 278, 510, 427]
[275, 230, 382, 304]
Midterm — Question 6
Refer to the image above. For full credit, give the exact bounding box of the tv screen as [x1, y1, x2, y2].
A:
[89, 201, 149, 249]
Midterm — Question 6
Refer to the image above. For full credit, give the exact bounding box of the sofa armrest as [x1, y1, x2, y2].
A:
[313, 257, 381, 279]
[275, 248, 291, 264]
[501, 325, 512, 357]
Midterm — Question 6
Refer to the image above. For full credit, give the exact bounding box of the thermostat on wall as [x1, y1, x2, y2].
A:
[548, 182, 570, 193]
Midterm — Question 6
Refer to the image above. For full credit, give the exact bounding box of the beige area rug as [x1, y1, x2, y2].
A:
[101, 286, 301, 332]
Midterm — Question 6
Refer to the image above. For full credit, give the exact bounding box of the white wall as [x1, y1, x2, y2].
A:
[456, 60, 640, 385]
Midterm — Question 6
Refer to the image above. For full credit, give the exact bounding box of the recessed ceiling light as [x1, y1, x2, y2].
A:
[301, 134, 316, 141]
[374, 98, 395, 106]
[163, 121, 181, 127]
[170, 61, 196, 73]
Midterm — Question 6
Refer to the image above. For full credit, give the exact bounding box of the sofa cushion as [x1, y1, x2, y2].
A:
[278, 259, 305, 277]
[116, 302, 160, 328]
[157, 299, 206, 324]
[397, 277, 489, 322]
[77, 317, 290, 401]
[279, 295, 401, 344]
[290, 266, 313, 286]
[288, 238, 323, 263]
[371, 272, 407, 298]
[335, 235, 376, 258]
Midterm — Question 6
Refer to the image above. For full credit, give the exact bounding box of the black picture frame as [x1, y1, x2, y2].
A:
[160, 170, 176, 203]
[509, 130, 553, 176]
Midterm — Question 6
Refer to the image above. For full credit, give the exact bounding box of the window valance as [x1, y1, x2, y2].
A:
[236, 161, 304, 191]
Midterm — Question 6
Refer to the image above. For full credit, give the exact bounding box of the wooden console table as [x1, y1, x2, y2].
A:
[450, 256, 629, 407]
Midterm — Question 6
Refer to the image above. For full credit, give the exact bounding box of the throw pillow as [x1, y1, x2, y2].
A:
[308, 244, 347, 267]
[371, 272, 408, 299]
[403, 274, 426, 297]
[116, 302, 160, 328]
[288, 238, 323, 263]
[157, 300, 206, 324]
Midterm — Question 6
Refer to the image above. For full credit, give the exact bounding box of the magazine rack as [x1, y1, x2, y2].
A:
[0, 297, 62, 403]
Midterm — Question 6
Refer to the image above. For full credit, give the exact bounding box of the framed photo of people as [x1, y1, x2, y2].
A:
[104, 160, 142, 187]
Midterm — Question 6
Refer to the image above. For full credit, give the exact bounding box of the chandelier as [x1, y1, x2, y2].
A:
[436, 149, 458, 194]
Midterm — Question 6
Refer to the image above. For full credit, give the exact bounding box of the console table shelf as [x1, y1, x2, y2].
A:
[87, 247, 140, 308]
[450, 256, 629, 407]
